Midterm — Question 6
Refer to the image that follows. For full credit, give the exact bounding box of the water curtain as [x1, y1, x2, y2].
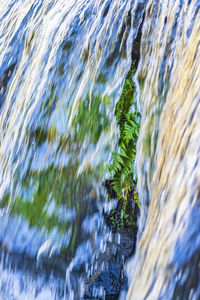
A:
[0, 0, 145, 298]
[128, 0, 200, 299]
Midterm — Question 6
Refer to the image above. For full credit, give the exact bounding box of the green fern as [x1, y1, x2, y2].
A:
[108, 61, 141, 213]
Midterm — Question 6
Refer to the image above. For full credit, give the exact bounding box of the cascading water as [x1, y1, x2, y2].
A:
[127, 0, 200, 299]
[0, 0, 145, 299]
[1, 0, 199, 299]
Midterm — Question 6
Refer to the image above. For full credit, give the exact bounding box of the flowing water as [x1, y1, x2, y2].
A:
[127, 0, 200, 299]
[1, 0, 200, 299]
[0, 0, 145, 299]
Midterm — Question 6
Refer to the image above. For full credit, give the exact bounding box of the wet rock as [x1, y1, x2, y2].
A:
[84, 226, 137, 299]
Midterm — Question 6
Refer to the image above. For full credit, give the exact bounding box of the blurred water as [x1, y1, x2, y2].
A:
[128, 0, 200, 299]
[0, 0, 145, 298]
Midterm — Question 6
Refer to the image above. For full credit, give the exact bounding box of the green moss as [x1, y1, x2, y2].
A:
[73, 94, 110, 145]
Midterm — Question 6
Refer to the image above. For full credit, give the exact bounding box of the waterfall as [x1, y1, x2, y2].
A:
[1, 0, 199, 299]
[127, 0, 200, 299]
[0, 0, 146, 299]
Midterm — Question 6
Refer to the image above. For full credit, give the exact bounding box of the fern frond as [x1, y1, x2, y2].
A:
[106, 60, 140, 208]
